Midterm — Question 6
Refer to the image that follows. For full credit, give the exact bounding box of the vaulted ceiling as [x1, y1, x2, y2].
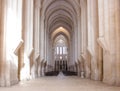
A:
[40, 0, 81, 41]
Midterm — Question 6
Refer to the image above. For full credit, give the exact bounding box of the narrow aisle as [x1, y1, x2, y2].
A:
[0, 76, 120, 91]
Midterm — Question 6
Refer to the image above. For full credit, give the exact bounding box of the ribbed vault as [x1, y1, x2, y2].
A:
[42, 0, 79, 34]
[40, 0, 81, 66]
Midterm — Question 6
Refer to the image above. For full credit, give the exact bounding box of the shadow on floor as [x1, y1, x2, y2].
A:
[45, 71, 77, 76]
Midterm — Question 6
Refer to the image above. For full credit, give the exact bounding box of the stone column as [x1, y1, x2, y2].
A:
[44, 25, 47, 62]
[0, 0, 6, 86]
[26, 0, 34, 56]
[103, 0, 116, 85]
[87, 0, 102, 81]
[77, 10, 82, 77]
[77, 60, 81, 76]
[40, 10, 45, 62]
[80, 0, 89, 78]
[74, 23, 78, 62]
[115, 0, 120, 85]
[33, 0, 41, 78]
[22, 0, 34, 80]
[87, 0, 93, 79]
[1, 0, 22, 86]
[98, 0, 120, 85]
[97, 0, 105, 81]
[34, 0, 40, 60]
[37, 56, 41, 77]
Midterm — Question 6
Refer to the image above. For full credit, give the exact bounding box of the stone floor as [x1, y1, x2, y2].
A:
[0, 72, 120, 91]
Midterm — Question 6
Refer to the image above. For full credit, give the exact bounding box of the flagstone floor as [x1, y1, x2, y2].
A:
[0, 72, 120, 91]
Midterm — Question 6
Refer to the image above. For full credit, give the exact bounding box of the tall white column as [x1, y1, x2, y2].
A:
[25, 0, 34, 56]
[115, 0, 120, 85]
[74, 24, 78, 62]
[0, 0, 24, 86]
[80, 0, 90, 78]
[22, 0, 34, 80]
[77, 12, 81, 61]
[102, 0, 116, 84]
[98, 0, 120, 85]
[33, 0, 41, 78]
[40, 18, 45, 62]
[87, 0, 102, 80]
[0, 0, 6, 86]
[34, 0, 40, 60]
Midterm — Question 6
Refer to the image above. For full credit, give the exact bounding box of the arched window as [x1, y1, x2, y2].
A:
[54, 34, 68, 60]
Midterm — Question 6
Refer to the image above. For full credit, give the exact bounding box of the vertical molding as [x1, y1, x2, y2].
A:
[115, 0, 120, 86]
[0, 0, 6, 87]
[98, 0, 120, 85]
